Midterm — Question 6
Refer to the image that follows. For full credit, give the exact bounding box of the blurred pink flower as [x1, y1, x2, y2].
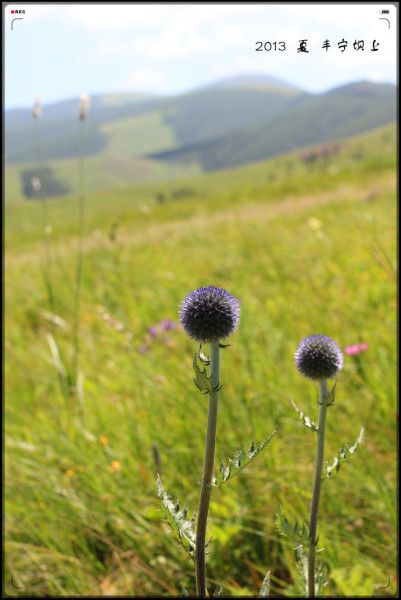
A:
[345, 343, 369, 356]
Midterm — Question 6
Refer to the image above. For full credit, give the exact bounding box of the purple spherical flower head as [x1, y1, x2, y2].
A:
[295, 335, 343, 380]
[179, 286, 240, 343]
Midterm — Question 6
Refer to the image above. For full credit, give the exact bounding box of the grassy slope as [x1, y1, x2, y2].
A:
[150, 82, 397, 171]
[101, 111, 177, 157]
[5, 124, 397, 597]
[5, 153, 201, 205]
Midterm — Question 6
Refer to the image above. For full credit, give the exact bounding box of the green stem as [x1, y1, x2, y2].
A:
[35, 117, 68, 402]
[308, 379, 328, 598]
[35, 118, 55, 317]
[195, 340, 220, 598]
[72, 119, 86, 392]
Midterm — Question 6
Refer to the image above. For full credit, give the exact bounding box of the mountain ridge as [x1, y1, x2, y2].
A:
[147, 81, 397, 171]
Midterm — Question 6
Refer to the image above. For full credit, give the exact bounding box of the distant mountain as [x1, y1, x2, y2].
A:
[5, 75, 307, 164]
[159, 85, 307, 148]
[5, 93, 164, 163]
[148, 81, 397, 171]
[201, 73, 300, 91]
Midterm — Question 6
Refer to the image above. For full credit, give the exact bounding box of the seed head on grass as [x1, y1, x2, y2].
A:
[32, 96, 41, 120]
[78, 94, 90, 121]
[179, 285, 240, 343]
[31, 177, 42, 194]
[295, 334, 343, 381]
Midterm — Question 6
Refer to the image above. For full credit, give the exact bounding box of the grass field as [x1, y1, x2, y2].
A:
[4, 124, 397, 597]
[4, 151, 201, 205]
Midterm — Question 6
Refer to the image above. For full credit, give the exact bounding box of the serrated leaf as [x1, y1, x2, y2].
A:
[295, 544, 327, 596]
[156, 475, 196, 558]
[213, 431, 276, 487]
[275, 507, 309, 547]
[315, 558, 328, 594]
[193, 354, 213, 394]
[295, 545, 309, 596]
[323, 427, 364, 480]
[258, 570, 271, 597]
[290, 399, 318, 432]
[213, 586, 224, 597]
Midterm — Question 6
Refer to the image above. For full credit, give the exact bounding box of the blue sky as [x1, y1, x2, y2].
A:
[4, 3, 397, 109]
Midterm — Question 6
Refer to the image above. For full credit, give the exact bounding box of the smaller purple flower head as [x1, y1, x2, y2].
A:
[295, 335, 343, 381]
[148, 326, 158, 338]
[179, 286, 240, 343]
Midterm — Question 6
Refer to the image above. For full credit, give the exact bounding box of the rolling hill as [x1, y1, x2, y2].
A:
[5, 76, 307, 164]
[4, 76, 396, 201]
[148, 82, 397, 171]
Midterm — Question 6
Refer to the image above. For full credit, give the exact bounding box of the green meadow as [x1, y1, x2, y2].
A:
[5, 124, 397, 596]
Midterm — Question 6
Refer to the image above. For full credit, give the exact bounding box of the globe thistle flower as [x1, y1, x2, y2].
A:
[178, 285, 240, 595]
[157, 288, 276, 596]
[179, 286, 240, 343]
[295, 334, 343, 381]
[288, 335, 362, 597]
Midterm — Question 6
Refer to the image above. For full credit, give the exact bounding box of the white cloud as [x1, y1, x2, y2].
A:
[125, 68, 167, 88]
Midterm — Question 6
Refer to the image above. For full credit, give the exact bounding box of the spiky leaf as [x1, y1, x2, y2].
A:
[294, 545, 327, 596]
[295, 545, 309, 596]
[193, 354, 214, 394]
[275, 507, 310, 547]
[315, 558, 328, 595]
[213, 586, 224, 597]
[291, 399, 318, 432]
[258, 570, 271, 597]
[213, 431, 276, 486]
[156, 475, 196, 557]
[323, 427, 364, 479]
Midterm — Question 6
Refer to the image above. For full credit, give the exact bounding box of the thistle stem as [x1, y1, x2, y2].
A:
[308, 379, 328, 597]
[195, 340, 220, 597]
